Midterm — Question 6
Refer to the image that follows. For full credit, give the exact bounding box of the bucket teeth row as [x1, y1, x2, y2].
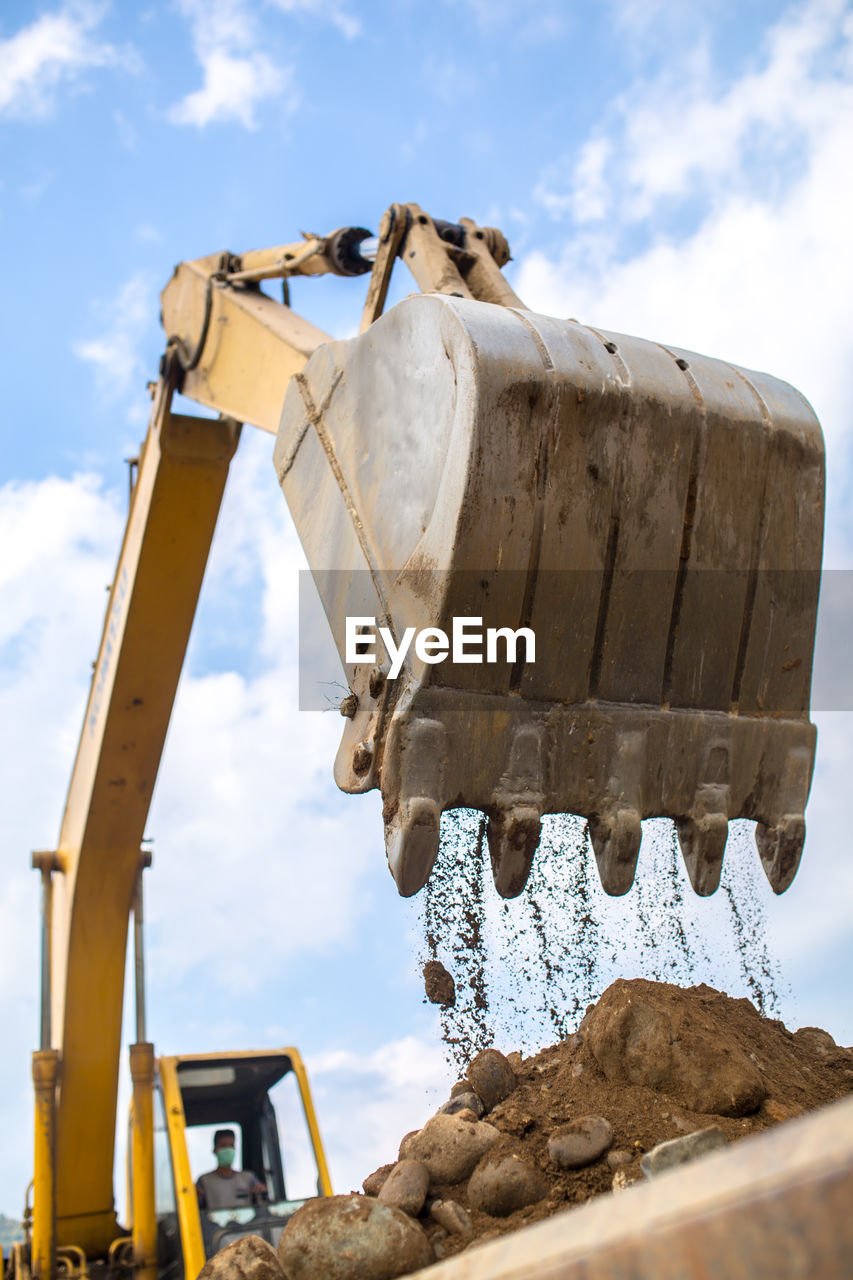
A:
[374, 688, 814, 902]
[383, 802, 808, 900]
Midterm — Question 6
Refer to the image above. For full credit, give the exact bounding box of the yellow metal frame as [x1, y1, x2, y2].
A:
[158, 1058, 204, 1280]
[31, 1051, 58, 1280]
[128, 1043, 157, 1280]
[158, 1048, 332, 1280]
[287, 1050, 333, 1198]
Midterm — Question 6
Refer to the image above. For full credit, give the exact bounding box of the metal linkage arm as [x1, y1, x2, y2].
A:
[361, 202, 524, 329]
[162, 209, 522, 402]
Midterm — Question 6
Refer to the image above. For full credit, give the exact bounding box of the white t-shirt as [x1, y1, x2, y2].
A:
[197, 1169, 259, 1211]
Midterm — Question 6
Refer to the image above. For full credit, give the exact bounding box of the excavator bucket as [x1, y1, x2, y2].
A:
[274, 293, 824, 900]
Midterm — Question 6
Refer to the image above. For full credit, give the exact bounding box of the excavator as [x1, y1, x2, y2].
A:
[5, 203, 826, 1280]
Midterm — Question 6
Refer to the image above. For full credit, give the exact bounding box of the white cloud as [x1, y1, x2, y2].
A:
[306, 1035, 451, 1192]
[268, 0, 361, 41]
[169, 0, 371, 128]
[169, 47, 289, 130]
[168, 0, 362, 129]
[0, 471, 124, 1217]
[0, 472, 124, 1003]
[0, 1, 133, 120]
[536, 0, 853, 224]
[422, 55, 479, 107]
[448, 0, 568, 40]
[621, 0, 851, 217]
[73, 271, 156, 404]
[536, 137, 612, 223]
[168, 0, 291, 129]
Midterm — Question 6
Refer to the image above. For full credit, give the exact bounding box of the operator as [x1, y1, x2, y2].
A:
[196, 1129, 267, 1211]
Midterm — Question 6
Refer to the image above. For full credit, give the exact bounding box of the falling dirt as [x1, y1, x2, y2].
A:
[420, 812, 789, 1068]
[423, 811, 491, 1068]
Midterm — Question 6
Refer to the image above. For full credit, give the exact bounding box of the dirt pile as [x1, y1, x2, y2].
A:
[359, 978, 853, 1267]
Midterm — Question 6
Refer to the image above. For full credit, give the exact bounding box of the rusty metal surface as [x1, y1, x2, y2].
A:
[274, 292, 825, 900]
[412, 1094, 853, 1280]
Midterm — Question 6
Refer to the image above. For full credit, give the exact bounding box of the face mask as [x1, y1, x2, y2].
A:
[216, 1147, 236, 1168]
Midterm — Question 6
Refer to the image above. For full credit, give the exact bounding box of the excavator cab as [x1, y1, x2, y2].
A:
[139, 1050, 331, 1280]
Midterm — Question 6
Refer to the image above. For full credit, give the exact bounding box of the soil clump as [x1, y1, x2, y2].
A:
[361, 978, 853, 1267]
[422, 960, 456, 1007]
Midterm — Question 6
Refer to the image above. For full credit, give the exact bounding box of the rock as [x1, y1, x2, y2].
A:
[606, 1149, 634, 1170]
[506, 1051, 523, 1071]
[640, 1126, 726, 1178]
[439, 1090, 484, 1118]
[198, 1236, 285, 1280]
[669, 1113, 696, 1134]
[499, 1108, 536, 1138]
[277, 1195, 433, 1280]
[585, 979, 767, 1117]
[450, 1080, 472, 1098]
[760, 1098, 804, 1124]
[793, 1026, 837, 1055]
[571, 1063, 584, 1078]
[362, 1163, 395, 1197]
[566, 1033, 584, 1050]
[423, 960, 456, 1007]
[432, 1233, 452, 1261]
[451, 1108, 479, 1123]
[406, 1113, 500, 1185]
[547, 1117, 613, 1170]
[466, 1049, 517, 1111]
[612, 1167, 643, 1193]
[398, 1130, 419, 1161]
[430, 1199, 473, 1237]
[377, 1159, 430, 1217]
[468, 1153, 549, 1217]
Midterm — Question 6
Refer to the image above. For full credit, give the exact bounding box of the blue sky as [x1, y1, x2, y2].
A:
[1, 0, 852, 1218]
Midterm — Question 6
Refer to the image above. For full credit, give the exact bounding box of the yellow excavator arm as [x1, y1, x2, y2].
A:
[27, 205, 531, 1273]
[23, 203, 824, 1280]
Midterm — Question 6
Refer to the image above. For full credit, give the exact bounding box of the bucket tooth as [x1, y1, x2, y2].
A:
[385, 797, 441, 897]
[676, 814, 729, 896]
[588, 809, 642, 895]
[487, 804, 542, 899]
[487, 723, 546, 898]
[382, 716, 446, 896]
[756, 816, 806, 894]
